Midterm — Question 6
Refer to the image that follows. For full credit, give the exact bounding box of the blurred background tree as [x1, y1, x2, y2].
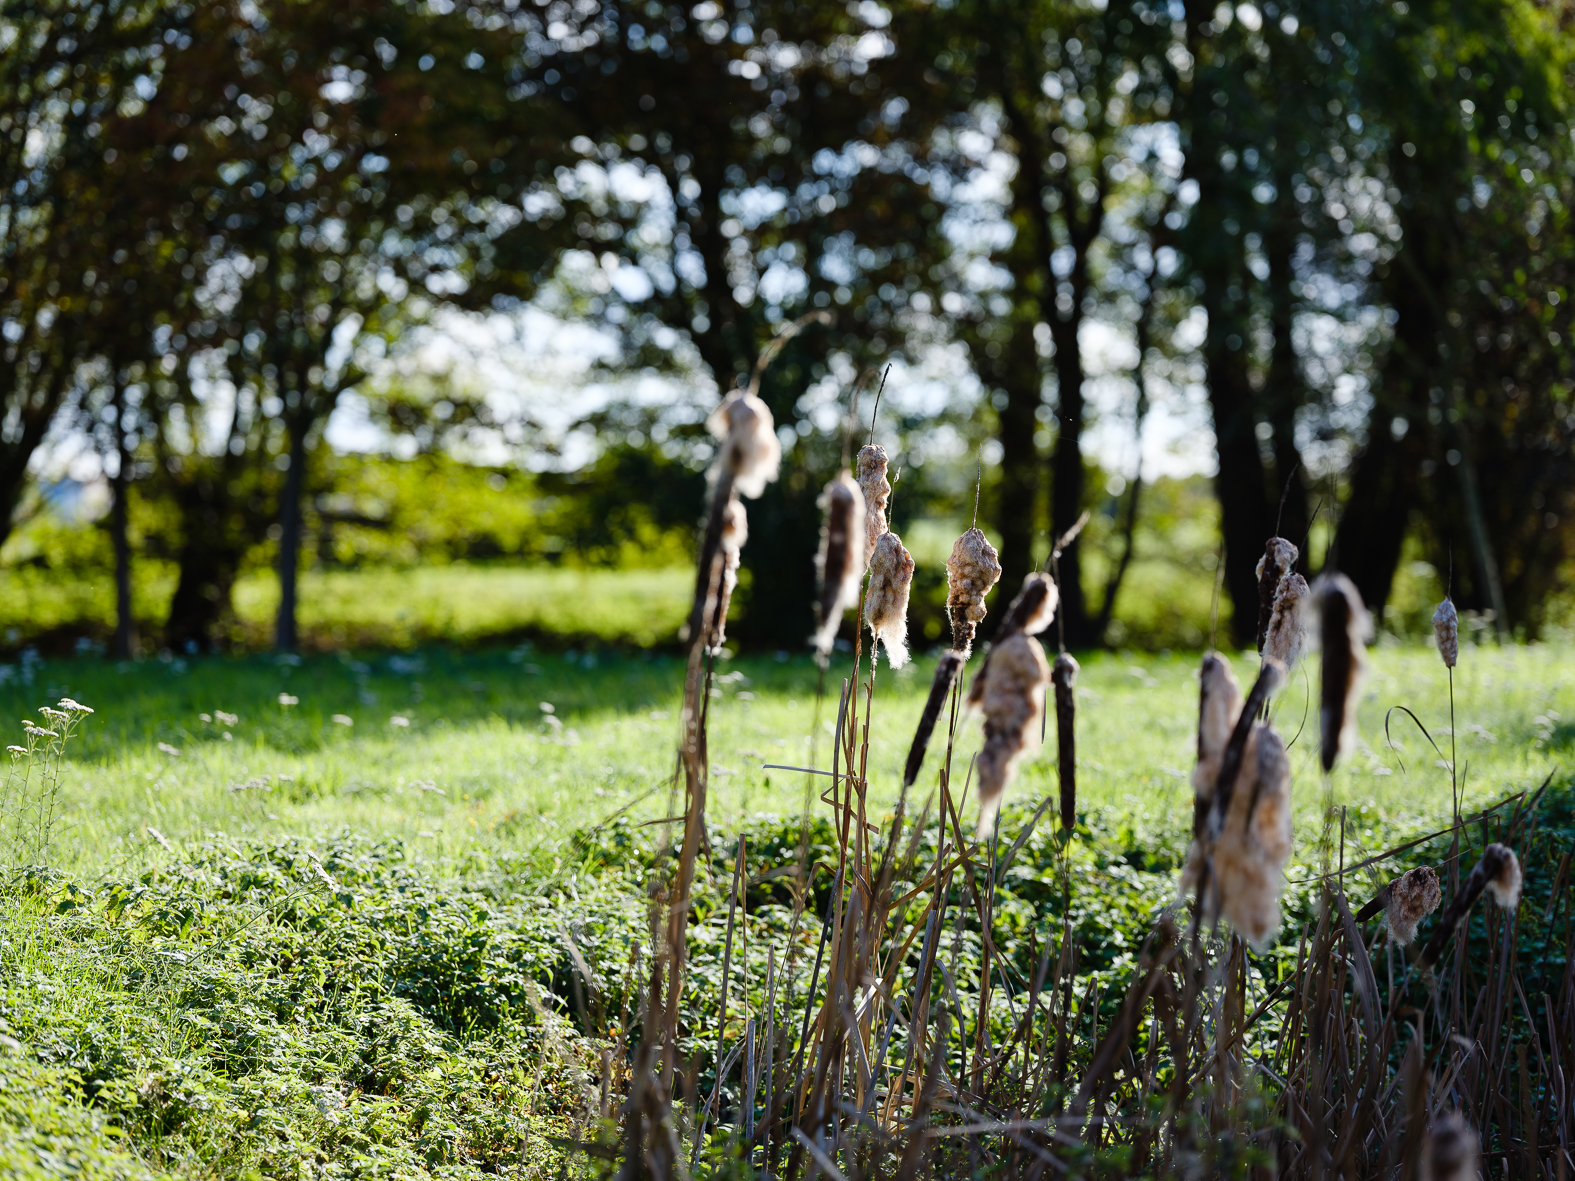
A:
[1, 0, 1571, 655]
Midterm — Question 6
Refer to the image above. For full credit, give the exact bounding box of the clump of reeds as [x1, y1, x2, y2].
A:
[973, 630, 1050, 837]
[1433, 597, 1459, 668]
[1255, 536, 1299, 653]
[945, 527, 1002, 657]
[855, 443, 890, 568]
[864, 530, 914, 668]
[1181, 655, 1291, 947]
[1310, 571, 1370, 772]
[812, 470, 865, 661]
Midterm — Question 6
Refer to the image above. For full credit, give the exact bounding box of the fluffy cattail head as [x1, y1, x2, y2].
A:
[1485, 844, 1522, 909]
[864, 530, 915, 668]
[706, 391, 781, 498]
[997, 573, 1060, 640]
[1421, 1111, 1478, 1181]
[1193, 654, 1244, 803]
[1384, 865, 1442, 946]
[708, 496, 748, 653]
[812, 471, 865, 657]
[974, 632, 1050, 837]
[855, 444, 891, 568]
[946, 528, 1002, 656]
[1433, 598, 1459, 669]
[1211, 722, 1294, 948]
[1263, 572, 1310, 674]
[1311, 572, 1371, 773]
[1255, 537, 1300, 653]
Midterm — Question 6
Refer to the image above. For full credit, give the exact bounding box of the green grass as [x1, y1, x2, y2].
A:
[0, 637, 1567, 1177]
[0, 564, 694, 653]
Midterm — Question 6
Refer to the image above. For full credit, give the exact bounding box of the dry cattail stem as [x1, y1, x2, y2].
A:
[1312, 572, 1371, 773]
[975, 632, 1050, 837]
[1053, 652, 1079, 831]
[855, 444, 891, 568]
[1433, 598, 1459, 668]
[1255, 536, 1300, 653]
[903, 652, 962, 788]
[1418, 842, 1522, 968]
[1263, 571, 1310, 674]
[708, 496, 748, 653]
[1369, 865, 1442, 946]
[1421, 1110, 1479, 1181]
[945, 528, 1002, 657]
[864, 531, 915, 668]
[812, 471, 865, 660]
[706, 389, 781, 498]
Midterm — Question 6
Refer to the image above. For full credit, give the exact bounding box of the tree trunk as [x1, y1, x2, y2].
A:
[1048, 315, 1089, 643]
[1263, 173, 1309, 552]
[110, 379, 135, 660]
[275, 419, 309, 652]
[165, 491, 244, 653]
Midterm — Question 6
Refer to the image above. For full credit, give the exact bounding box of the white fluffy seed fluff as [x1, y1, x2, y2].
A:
[706, 390, 781, 499]
[974, 632, 1050, 838]
[1384, 865, 1442, 946]
[1263, 572, 1310, 674]
[1486, 846, 1523, 910]
[1433, 598, 1459, 669]
[855, 444, 891, 569]
[1207, 723, 1294, 949]
[946, 528, 1002, 656]
[708, 496, 748, 653]
[864, 531, 915, 668]
[812, 471, 866, 657]
[1422, 1111, 1479, 1181]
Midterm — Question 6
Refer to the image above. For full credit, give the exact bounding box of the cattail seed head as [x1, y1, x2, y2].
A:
[1310, 572, 1371, 773]
[706, 390, 781, 498]
[1255, 537, 1300, 653]
[999, 573, 1060, 639]
[1383, 865, 1442, 946]
[864, 531, 915, 668]
[1421, 1111, 1478, 1181]
[855, 444, 891, 568]
[708, 496, 748, 653]
[1193, 654, 1244, 805]
[1263, 572, 1310, 674]
[1053, 652, 1079, 831]
[946, 528, 1002, 657]
[812, 471, 865, 658]
[1485, 844, 1522, 909]
[1433, 598, 1459, 669]
[1206, 722, 1294, 949]
[975, 632, 1050, 838]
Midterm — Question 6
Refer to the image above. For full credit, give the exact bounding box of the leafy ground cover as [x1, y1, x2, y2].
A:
[0, 639, 1568, 1176]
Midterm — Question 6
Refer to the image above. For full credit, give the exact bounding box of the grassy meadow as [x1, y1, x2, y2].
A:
[0, 636, 1569, 1178]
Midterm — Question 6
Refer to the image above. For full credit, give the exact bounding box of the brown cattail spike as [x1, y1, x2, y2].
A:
[855, 444, 890, 569]
[1432, 598, 1459, 668]
[1255, 537, 1299, 653]
[864, 531, 915, 668]
[812, 471, 865, 660]
[708, 496, 748, 653]
[904, 652, 963, 787]
[1421, 1111, 1479, 1181]
[996, 573, 1059, 641]
[1053, 652, 1079, 831]
[1263, 572, 1309, 674]
[1419, 842, 1521, 967]
[975, 632, 1050, 838]
[1311, 572, 1371, 773]
[945, 528, 1002, 657]
[706, 390, 781, 499]
[1192, 654, 1244, 832]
